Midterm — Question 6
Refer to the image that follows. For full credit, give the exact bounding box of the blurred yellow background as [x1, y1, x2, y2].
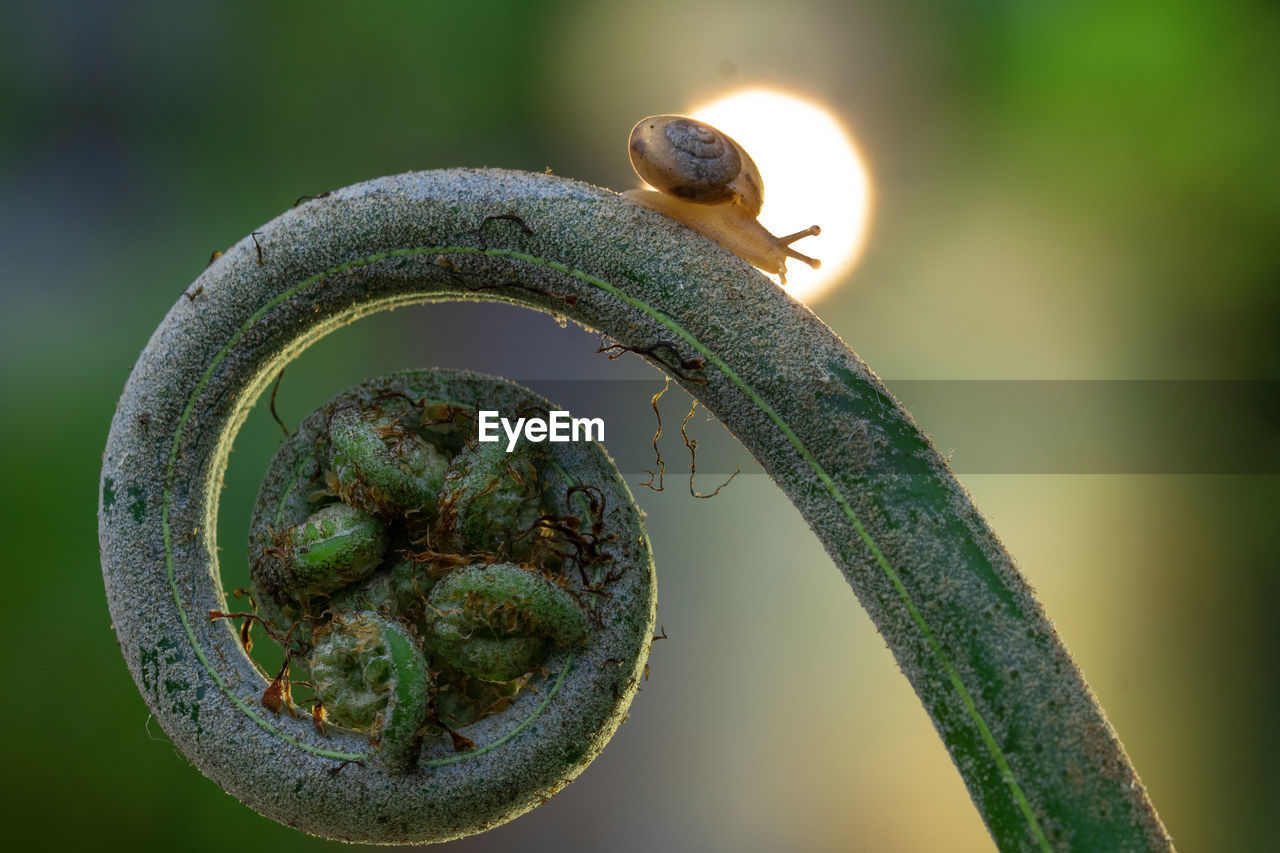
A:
[2, 1, 1277, 850]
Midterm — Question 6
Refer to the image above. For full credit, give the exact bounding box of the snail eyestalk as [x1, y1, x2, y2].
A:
[779, 225, 822, 270]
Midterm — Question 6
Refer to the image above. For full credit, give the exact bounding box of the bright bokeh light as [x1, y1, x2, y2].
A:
[688, 89, 872, 301]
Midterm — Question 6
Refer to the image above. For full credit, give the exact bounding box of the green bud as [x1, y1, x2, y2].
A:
[328, 405, 448, 521]
[424, 563, 588, 682]
[308, 610, 432, 772]
[437, 440, 546, 561]
[282, 503, 387, 594]
[252, 503, 388, 608]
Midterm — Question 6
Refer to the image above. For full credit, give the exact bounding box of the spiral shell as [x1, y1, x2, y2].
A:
[628, 115, 764, 212]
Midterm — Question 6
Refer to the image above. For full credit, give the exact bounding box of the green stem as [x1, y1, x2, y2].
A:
[99, 168, 1172, 850]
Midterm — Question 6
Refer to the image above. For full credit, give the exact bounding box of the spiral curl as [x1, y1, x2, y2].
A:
[99, 169, 1170, 850]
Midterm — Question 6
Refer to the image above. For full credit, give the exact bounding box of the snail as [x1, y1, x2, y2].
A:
[623, 114, 820, 284]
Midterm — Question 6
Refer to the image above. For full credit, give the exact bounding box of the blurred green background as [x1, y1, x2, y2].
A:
[3, 1, 1277, 850]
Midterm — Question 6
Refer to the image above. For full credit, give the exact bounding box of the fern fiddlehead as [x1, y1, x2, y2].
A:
[99, 169, 1172, 850]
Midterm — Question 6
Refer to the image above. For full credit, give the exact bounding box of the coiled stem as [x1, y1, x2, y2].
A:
[99, 169, 1172, 850]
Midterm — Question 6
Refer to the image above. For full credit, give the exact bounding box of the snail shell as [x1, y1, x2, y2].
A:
[628, 116, 763, 213]
[623, 114, 819, 284]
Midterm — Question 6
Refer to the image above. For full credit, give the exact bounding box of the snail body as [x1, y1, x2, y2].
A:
[624, 114, 820, 284]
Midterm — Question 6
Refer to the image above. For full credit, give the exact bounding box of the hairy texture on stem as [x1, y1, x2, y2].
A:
[99, 169, 1172, 850]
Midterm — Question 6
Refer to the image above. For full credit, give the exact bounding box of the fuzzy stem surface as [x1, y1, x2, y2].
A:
[99, 169, 1172, 851]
